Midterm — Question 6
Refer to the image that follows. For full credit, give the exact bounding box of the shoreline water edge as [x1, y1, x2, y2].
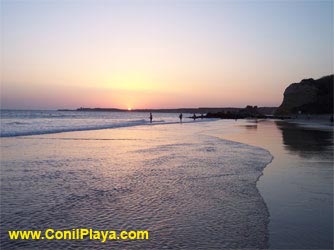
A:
[1, 117, 272, 249]
[1, 113, 333, 249]
[222, 119, 333, 249]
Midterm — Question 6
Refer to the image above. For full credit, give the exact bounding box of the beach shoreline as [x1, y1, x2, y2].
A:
[221, 119, 333, 249]
[1, 120, 274, 249]
[1, 119, 332, 249]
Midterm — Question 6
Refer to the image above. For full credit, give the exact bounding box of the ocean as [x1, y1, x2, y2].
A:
[0, 110, 333, 249]
[0, 110, 198, 137]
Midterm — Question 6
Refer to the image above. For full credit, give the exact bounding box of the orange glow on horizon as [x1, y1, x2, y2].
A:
[1, 1, 332, 110]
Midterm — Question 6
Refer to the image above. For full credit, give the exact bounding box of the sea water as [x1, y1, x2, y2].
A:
[0, 110, 197, 137]
[1, 111, 333, 249]
[0, 115, 272, 249]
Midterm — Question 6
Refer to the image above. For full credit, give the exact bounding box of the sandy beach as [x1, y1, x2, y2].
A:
[1, 1, 333, 249]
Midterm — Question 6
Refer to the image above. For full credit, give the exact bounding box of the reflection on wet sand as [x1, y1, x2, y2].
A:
[240, 124, 258, 130]
[276, 121, 333, 158]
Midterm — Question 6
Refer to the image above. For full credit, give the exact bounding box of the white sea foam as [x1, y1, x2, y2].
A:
[1, 110, 208, 137]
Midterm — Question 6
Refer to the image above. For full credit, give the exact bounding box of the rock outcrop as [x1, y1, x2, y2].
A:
[206, 106, 267, 119]
[275, 75, 333, 115]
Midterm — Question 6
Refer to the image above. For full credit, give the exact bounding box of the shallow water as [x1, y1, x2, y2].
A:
[0, 121, 272, 249]
[0, 110, 197, 137]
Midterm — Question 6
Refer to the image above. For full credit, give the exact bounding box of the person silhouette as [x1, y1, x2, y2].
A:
[192, 113, 196, 120]
[179, 113, 183, 123]
[149, 112, 153, 123]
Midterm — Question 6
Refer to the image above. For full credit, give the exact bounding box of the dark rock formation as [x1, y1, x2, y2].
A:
[205, 111, 240, 119]
[238, 105, 265, 118]
[276, 75, 333, 115]
[205, 106, 268, 119]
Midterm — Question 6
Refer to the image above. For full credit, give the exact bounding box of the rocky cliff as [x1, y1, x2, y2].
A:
[275, 75, 333, 115]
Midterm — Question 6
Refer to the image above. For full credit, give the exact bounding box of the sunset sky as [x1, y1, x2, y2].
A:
[1, 0, 333, 110]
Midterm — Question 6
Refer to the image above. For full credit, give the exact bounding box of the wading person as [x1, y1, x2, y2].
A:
[149, 112, 153, 123]
[179, 113, 183, 123]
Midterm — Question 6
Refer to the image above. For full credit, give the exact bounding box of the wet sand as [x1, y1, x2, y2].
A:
[286, 114, 334, 131]
[222, 119, 333, 249]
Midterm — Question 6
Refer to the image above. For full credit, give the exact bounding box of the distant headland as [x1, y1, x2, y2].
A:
[58, 106, 278, 116]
